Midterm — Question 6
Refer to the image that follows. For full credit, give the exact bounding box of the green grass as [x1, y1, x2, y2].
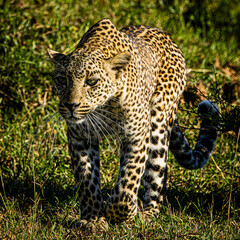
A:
[0, 0, 240, 239]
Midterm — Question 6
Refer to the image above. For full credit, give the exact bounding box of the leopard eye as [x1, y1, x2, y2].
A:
[85, 78, 99, 86]
[54, 75, 66, 85]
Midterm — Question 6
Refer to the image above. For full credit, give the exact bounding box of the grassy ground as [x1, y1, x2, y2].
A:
[0, 0, 240, 239]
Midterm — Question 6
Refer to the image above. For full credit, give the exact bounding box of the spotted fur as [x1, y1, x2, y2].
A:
[48, 19, 219, 223]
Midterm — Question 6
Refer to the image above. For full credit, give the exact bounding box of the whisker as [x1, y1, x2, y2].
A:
[90, 115, 104, 145]
[94, 110, 127, 133]
[33, 112, 59, 137]
[50, 115, 62, 155]
[79, 121, 87, 132]
[89, 113, 114, 150]
[92, 113, 123, 145]
[85, 117, 92, 147]
[86, 115, 103, 147]
[96, 108, 126, 121]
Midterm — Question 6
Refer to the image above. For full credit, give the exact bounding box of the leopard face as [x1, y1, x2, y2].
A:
[49, 49, 131, 124]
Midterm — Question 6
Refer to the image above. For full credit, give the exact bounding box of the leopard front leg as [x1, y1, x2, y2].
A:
[68, 125, 104, 222]
[104, 135, 150, 222]
[142, 107, 173, 220]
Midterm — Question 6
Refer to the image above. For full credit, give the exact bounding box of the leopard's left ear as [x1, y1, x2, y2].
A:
[47, 49, 66, 62]
[108, 52, 131, 71]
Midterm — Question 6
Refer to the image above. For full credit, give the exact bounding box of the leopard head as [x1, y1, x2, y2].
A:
[48, 48, 131, 124]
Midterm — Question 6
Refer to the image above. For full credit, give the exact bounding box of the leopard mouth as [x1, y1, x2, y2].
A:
[59, 110, 86, 124]
[59, 103, 92, 124]
[65, 115, 86, 124]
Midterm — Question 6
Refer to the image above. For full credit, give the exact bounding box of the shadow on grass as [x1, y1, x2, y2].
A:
[167, 184, 240, 218]
[0, 177, 74, 209]
[1, 176, 239, 220]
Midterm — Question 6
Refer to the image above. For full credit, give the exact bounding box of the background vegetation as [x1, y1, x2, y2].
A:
[0, 0, 239, 239]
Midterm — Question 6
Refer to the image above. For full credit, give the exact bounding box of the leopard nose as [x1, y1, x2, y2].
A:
[64, 102, 80, 112]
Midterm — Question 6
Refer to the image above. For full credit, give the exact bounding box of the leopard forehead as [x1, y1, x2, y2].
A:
[66, 51, 105, 78]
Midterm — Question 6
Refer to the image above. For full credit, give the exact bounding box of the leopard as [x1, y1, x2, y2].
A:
[47, 19, 219, 227]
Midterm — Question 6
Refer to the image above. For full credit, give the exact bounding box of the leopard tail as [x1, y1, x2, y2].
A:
[169, 100, 220, 169]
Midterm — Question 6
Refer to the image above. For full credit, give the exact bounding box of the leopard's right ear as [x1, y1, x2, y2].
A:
[47, 49, 66, 62]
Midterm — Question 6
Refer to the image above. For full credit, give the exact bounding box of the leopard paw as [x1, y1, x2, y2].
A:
[72, 216, 108, 233]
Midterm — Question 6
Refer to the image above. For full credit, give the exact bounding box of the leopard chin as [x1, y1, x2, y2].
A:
[65, 115, 86, 125]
